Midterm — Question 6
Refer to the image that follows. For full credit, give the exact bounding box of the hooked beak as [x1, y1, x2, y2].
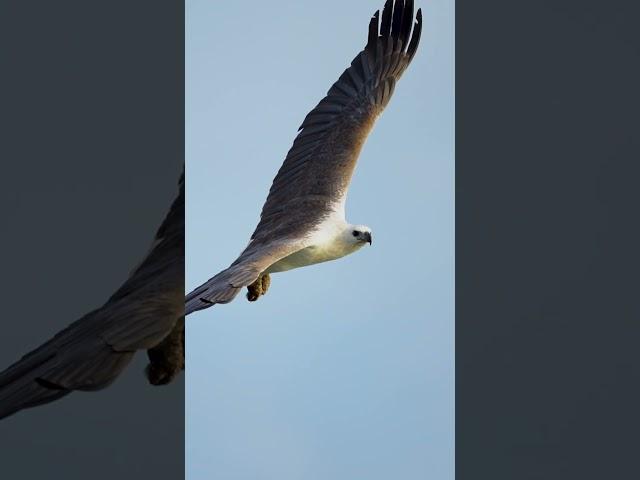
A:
[363, 231, 372, 245]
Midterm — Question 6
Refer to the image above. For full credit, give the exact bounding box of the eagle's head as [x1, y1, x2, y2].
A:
[347, 224, 372, 246]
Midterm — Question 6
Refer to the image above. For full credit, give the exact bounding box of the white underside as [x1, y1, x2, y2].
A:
[265, 240, 361, 273]
[265, 204, 363, 274]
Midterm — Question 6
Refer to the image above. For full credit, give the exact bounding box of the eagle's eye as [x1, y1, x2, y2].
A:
[352, 230, 359, 237]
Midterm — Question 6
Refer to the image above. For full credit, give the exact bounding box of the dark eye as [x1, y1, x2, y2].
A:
[352, 230, 359, 237]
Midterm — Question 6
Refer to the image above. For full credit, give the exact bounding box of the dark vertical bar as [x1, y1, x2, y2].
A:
[457, 1, 640, 478]
[0, 1, 184, 478]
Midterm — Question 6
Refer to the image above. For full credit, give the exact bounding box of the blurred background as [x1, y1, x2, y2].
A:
[186, 1, 453, 478]
[0, 1, 184, 476]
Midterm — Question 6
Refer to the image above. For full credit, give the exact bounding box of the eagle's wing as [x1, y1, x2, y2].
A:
[185, 1, 422, 315]
[0, 173, 184, 420]
[185, 238, 305, 314]
[251, 0, 422, 244]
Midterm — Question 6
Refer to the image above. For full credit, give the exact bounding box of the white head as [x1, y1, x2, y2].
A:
[342, 224, 372, 248]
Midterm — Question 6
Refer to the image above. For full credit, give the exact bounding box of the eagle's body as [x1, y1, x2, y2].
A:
[266, 220, 369, 274]
[186, 0, 423, 313]
[267, 241, 355, 274]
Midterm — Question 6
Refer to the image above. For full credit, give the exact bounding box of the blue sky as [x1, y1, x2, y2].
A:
[186, 1, 454, 478]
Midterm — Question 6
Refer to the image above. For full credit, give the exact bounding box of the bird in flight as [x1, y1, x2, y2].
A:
[0, 174, 184, 420]
[186, 0, 423, 314]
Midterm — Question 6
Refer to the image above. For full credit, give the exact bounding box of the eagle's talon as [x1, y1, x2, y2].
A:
[246, 276, 264, 302]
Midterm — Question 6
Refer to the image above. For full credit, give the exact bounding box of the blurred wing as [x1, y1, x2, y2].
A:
[251, 0, 422, 244]
[0, 173, 184, 420]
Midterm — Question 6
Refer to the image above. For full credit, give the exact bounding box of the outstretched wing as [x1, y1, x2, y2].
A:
[0, 173, 184, 420]
[251, 0, 422, 244]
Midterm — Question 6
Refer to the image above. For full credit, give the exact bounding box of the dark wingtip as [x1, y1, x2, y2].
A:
[392, 0, 405, 39]
[381, 0, 393, 37]
[375, 1, 420, 57]
[407, 7, 422, 60]
[401, 0, 415, 48]
[367, 10, 380, 49]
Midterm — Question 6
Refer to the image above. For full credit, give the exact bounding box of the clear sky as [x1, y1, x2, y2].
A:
[186, 1, 454, 479]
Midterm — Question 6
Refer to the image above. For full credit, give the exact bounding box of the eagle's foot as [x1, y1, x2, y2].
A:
[246, 274, 270, 302]
[145, 317, 184, 386]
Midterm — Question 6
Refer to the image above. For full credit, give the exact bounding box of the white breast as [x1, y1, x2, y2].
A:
[266, 212, 359, 274]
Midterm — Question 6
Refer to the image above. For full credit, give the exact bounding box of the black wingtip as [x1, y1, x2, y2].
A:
[392, 0, 405, 39]
[368, 10, 379, 49]
[401, 0, 415, 48]
[381, 0, 393, 37]
[378, 0, 418, 53]
[407, 8, 422, 60]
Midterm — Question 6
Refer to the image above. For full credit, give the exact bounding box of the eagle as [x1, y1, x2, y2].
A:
[0, 174, 184, 420]
[186, 0, 423, 314]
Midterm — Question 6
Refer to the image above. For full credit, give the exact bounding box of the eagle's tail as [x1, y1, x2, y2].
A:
[185, 263, 261, 315]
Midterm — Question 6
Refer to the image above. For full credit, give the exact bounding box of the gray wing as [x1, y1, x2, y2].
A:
[0, 173, 184, 420]
[251, 0, 422, 244]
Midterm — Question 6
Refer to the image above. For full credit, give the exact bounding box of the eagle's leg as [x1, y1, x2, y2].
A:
[247, 273, 270, 302]
[261, 273, 271, 295]
[145, 316, 184, 386]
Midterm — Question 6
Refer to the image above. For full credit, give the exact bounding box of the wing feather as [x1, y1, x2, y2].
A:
[381, 0, 393, 37]
[184, 239, 304, 314]
[251, 0, 422, 244]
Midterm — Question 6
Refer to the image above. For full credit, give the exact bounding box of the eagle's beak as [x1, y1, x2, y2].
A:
[364, 232, 372, 245]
